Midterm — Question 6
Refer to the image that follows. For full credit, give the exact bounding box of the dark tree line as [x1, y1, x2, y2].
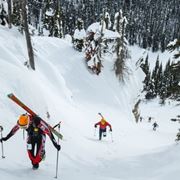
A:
[4, 0, 179, 52]
[59, 0, 180, 52]
[141, 48, 180, 102]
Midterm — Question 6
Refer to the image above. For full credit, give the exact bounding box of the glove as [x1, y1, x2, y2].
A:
[94, 125, 97, 128]
[55, 144, 61, 151]
[0, 137, 7, 142]
[110, 129, 112, 132]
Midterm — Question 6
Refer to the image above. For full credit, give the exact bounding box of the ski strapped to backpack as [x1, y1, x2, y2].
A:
[7, 93, 63, 140]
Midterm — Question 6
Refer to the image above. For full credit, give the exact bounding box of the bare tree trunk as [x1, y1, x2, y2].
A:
[7, 0, 12, 28]
[21, 0, 35, 70]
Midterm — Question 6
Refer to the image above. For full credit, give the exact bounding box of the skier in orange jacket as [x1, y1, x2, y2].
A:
[94, 113, 112, 140]
[0, 114, 60, 169]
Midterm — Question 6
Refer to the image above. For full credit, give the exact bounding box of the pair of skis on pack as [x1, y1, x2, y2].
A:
[7, 93, 63, 140]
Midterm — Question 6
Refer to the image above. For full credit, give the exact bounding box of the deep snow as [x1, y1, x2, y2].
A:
[0, 25, 180, 180]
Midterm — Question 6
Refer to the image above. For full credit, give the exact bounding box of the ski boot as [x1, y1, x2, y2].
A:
[32, 163, 39, 170]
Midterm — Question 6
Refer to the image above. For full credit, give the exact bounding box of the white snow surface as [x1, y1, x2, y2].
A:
[0, 25, 180, 180]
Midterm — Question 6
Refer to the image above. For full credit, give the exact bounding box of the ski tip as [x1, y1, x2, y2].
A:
[7, 93, 13, 98]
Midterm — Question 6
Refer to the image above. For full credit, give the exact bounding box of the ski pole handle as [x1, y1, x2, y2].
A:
[53, 121, 61, 129]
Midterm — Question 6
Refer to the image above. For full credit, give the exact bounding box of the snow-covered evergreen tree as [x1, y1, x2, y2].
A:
[113, 9, 129, 81]
[73, 18, 86, 51]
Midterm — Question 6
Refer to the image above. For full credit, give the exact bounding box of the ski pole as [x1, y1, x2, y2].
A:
[53, 121, 62, 129]
[23, 129, 25, 140]
[94, 127, 97, 136]
[110, 131, 113, 142]
[55, 122, 61, 179]
[0, 126, 5, 158]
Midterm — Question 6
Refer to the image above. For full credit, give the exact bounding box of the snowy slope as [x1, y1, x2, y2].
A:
[0, 26, 180, 180]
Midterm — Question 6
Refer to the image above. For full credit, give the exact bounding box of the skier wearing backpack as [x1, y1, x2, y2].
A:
[0, 114, 61, 169]
[94, 113, 112, 140]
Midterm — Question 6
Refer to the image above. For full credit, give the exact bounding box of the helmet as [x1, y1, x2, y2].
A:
[17, 114, 29, 129]
[101, 118, 106, 125]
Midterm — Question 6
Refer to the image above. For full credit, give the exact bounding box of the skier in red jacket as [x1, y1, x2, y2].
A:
[94, 113, 112, 140]
[0, 114, 60, 169]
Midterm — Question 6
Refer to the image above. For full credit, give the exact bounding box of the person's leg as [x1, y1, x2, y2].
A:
[99, 129, 102, 140]
[103, 128, 107, 137]
[27, 136, 36, 166]
[33, 135, 46, 165]
[39, 135, 46, 160]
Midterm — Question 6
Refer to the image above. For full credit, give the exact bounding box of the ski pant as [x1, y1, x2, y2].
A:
[99, 128, 107, 140]
[153, 127, 157, 131]
[27, 134, 46, 165]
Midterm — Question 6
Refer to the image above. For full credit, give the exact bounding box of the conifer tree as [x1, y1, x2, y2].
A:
[73, 18, 86, 51]
[11, 1, 22, 29]
[113, 9, 129, 81]
[143, 71, 151, 92]
[163, 59, 171, 98]
[104, 11, 111, 29]
[151, 55, 160, 95]
[141, 55, 151, 91]
[169, 61, 180, 99]
[84, 9, 107, 75]
[145, 78, 156, 99]
[167, 39, 180, 59]
[157, 63, 163, 96]
[44, 0, 63, 37]
[141, 54, 150, 75]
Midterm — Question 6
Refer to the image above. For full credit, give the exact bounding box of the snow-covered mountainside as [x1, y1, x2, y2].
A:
[0, 26, 180, 180]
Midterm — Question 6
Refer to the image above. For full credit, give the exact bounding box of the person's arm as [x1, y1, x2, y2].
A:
[106, 122, 112, 131]
[0, 124, 19, 142]
[94, 121, 100, 127]
[39, 122, 61, 151]
[49, 131, 61, 151]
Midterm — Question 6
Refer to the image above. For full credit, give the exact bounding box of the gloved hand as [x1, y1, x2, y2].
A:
[0, 126, 3, 132]
[110, 129, 112, 132]
[55, 144, 61, 151]
[0, 137, 7, 142]
[94, 125, 97, 128]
